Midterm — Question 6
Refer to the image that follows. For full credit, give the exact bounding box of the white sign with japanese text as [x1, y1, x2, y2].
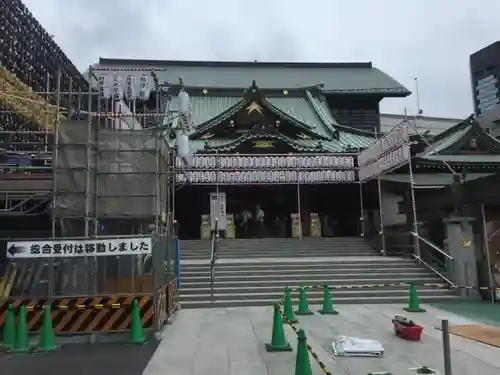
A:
[6, 237, 152, 259]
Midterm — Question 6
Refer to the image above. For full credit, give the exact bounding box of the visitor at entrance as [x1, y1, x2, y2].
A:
[256, 205, 265, 238]
[239, 208, 252, 237]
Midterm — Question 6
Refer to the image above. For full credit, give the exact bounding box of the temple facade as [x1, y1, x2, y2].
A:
[93, 59, 411, 240]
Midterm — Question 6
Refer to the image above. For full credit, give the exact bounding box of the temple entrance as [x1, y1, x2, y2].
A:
[226, 185, 297, 238]
[174, 183, 374, 240]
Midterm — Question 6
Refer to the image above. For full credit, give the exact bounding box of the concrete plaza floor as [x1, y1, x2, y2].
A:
[143, 304, 500, 375]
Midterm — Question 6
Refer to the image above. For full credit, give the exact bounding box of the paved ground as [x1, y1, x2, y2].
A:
[1, 341, 158, 375]
[142, 304, 500, 375]
[433, 301, 500, 327]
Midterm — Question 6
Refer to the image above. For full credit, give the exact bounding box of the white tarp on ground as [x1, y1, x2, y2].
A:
[332, 336, 384, 357]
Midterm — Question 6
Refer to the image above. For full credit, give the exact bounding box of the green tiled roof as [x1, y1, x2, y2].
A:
[191, 130, 373, 153]
[265, 96, 331, 139]
[98, 59, 410, 96]
[418, 115, 500, 163]
[421, 117, 472, 156]
[169, 95, 244, 127]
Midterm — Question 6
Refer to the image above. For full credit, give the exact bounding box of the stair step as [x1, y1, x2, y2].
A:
[180, 281, 444, 294]
[179, 294, 459, 309]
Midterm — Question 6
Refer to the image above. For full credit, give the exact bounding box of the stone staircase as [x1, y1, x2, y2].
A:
[179, 237, 458, 309]
[180, 237, 377, 259]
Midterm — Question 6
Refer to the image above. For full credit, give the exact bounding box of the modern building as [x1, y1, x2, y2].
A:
[470, 41, 500, 116]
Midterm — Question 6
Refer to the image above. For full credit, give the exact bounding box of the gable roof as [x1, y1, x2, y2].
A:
[420, 115, 500, 156]
[170, 82, 374, 143]
[97, 58, 410, 97]
[415, 115, 500, 166]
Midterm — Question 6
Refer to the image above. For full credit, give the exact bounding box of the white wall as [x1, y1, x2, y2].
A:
[380, 190, 406, 226]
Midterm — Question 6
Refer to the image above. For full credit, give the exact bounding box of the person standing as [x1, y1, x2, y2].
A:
[239, 208, 251, 238]
[256, 205, 265, 238]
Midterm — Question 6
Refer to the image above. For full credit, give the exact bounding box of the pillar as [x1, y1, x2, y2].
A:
[443, 215, 479, 297]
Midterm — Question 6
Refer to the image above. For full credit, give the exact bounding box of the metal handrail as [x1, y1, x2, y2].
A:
[410, 231, 453, 260]
[412, 254, 456, 287]
[209, 219, 219, 297]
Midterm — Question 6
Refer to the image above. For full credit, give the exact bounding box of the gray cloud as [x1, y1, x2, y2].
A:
[22, 0, 500, 118]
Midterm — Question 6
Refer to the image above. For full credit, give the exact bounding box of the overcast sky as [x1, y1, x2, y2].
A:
[22, 0, 500, 118]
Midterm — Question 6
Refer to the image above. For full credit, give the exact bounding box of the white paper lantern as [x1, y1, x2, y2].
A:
[111, 74, 123, 101]
[138, 75, 151, 101]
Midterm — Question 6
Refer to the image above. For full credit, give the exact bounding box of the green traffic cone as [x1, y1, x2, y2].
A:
[1, 304, 16, 350]
[130, 299, 147, 345]
[283, 287, 298, 323]
[403, 283, 426, 313]
[37, 305, 57, 352]
[294, 329, 313, 375]
[295, 285, 314, 316]
[265, 303, 292, 352]
[11, 306, 30, 353]
[318, 284, 339, 315]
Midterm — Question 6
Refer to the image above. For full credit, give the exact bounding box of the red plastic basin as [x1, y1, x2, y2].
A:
[392, 319, 424, 341]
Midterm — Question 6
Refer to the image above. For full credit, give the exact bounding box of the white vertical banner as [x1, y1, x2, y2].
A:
[210, 192, 227, 231]
[111, 74, 124, 101]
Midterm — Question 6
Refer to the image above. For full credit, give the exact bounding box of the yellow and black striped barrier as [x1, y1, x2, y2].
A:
[285, 282, 500, 292]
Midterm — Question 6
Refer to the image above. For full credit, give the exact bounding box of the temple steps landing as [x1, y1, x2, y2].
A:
[178, 237, 459, 308]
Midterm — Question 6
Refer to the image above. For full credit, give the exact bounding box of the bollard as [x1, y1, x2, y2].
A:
[403, 283, 426, 313]
[11, 306, 30, 353]
[318, 284, 339, 315]
[295, 284, 314, 316]
[265, 303, 292, 352]
[37, 304, 57, 352]
[283, 287, 298, 323]
[294, 329, 313, 375]
[130, 299, 147, 345]
[0, 304, 16, 350]
[442, 320, 452, 375]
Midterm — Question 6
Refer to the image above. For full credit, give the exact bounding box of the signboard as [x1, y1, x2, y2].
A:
[210, 192, 227, 230]
[358, 145, 410, 182]
[6, 237, 152, 259]
[358, 123, 409, 168]
[358, 123, 410, 182]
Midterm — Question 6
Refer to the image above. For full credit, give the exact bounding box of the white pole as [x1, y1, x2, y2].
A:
[480, 204, 496, 303]
[374, 127, 386, 255]
[297, 158, 302, 240]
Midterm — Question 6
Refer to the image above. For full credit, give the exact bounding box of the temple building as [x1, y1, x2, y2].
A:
[94, 59, 409, 239]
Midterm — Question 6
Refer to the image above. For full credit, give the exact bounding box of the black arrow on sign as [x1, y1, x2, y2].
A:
[7, 245, 25, 257]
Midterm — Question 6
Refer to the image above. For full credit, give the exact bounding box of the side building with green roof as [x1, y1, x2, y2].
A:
[94, 58, 412, 239]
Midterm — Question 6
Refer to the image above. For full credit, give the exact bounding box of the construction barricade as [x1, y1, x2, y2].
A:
[0, 231, 179, 338]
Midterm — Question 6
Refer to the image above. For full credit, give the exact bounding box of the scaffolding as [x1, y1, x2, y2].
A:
[0, 66, 178, 301]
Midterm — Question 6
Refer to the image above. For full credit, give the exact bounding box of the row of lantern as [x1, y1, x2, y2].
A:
[358, 144, 410, 182]
[175, 155, 355, 169]
[176, 170, 357, 184]
[98, 74, 152, 101]
[358, 123, 409, 167]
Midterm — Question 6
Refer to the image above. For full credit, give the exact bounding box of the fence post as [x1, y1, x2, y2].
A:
[176, 237, 181, 289]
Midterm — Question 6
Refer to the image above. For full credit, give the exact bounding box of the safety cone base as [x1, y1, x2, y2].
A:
[9, 346, 32, 354]
[130, 336, 148, 345]
[318, 309, 339, 315]
[265, 342, 292, 352]
[295, 310, 314, 316]
[35, 344, 59, 353]
[403, 307, 426, 313]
